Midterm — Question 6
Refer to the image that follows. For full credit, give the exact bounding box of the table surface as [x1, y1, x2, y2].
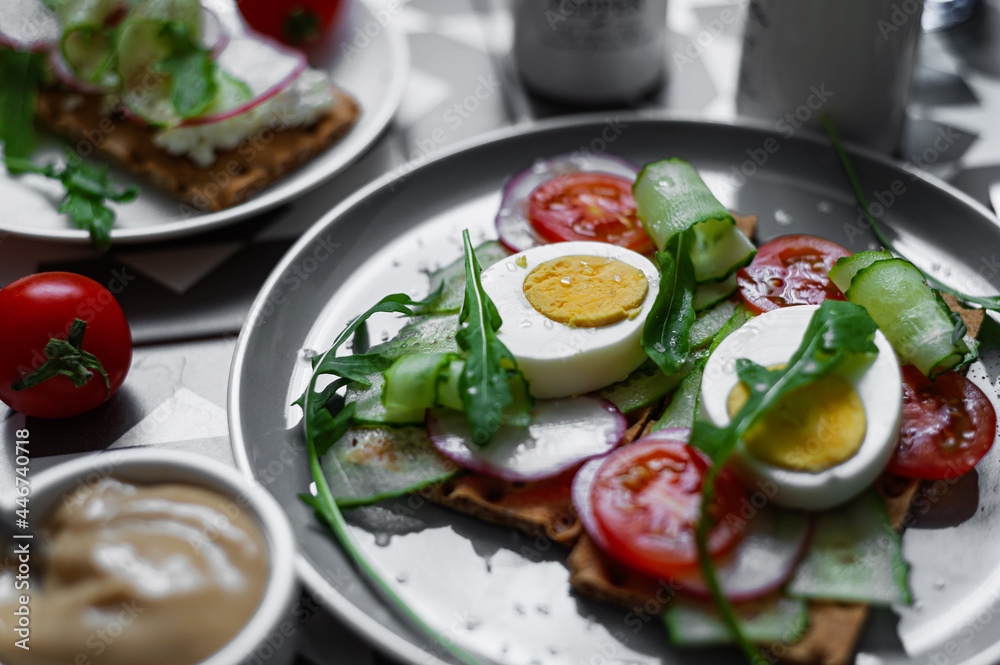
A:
[4, 0, 1000, 663]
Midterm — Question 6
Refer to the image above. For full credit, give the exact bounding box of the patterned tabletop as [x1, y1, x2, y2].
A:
[3, 0, 1000, 663]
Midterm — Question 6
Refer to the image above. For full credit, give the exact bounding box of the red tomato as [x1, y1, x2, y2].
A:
[0, 273, 132, 418]
[527, 172, 655, 253]
[237, 0, 346, 47]
[590, 438, 747, 578]
[737, 235, 851, 315]
[888, 365, 997, 479]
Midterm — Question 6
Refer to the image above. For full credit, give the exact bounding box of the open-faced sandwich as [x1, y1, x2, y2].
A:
[295, 153, 997, 665]
[0, 0, 359, 245]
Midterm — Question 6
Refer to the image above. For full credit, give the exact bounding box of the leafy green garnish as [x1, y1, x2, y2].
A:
[155, 22, 218, 118]
[690, 300, 879, 659]
[4, 151, 139, 251]
[0, 49, 44, 160]
[822, 116, 1000, 312]
[642, 228, 697, 375]
[455, 229, 530, 445]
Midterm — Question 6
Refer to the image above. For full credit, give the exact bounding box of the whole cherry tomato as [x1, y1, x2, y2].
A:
[237, 0, 347, 48]
[0, 272, 132, 418]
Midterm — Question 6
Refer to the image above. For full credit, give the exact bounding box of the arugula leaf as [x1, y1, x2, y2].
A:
[155, 22, 218, 118]
[455, 229, 530, 446]
[690, 300, 879, 659]
[311, 352, 393, 387]
[822, 115, 1000, 312]
[5, 151, 139, 251]
[642, 228, 697, 375]
[0, 50, 44, 160]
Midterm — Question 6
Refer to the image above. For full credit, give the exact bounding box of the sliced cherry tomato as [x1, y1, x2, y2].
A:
[888, 365, 997, 479]
[527, 172, 655, 253]
[0, 272, 132, 419]
[737, 235, 851, 315]
[238, 0, 346, 48]
[590, 438, 747, 578]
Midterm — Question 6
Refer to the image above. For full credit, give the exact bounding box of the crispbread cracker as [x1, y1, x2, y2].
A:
[567, 474, 920, 665]
[426, 405, 656, 547]
[941, 292, 985, 340]
[35, 86, 359, 211]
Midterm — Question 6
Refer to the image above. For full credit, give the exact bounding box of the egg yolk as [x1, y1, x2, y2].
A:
[727, 368, 867, 472]
[522, 255, 648, 328]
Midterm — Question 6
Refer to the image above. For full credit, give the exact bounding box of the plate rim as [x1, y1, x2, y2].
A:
[228, 111, 1000, 665]
[0, 0, 410, 246]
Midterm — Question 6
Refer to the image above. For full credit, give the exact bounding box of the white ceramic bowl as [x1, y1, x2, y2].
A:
[6, 449, 301, 665]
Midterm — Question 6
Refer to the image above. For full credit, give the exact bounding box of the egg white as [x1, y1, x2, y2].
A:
[700, 304, 902, 511]
[480, 241, 660, 399]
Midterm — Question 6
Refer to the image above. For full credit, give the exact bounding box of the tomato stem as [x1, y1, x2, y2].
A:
[11, 319, 111, 398]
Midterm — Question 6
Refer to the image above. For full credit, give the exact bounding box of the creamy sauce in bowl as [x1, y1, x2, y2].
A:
[0, 477, 268, 665]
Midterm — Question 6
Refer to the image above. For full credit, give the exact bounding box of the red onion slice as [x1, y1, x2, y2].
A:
[426, 397, 627, 482]
[573, 433, 811, 602]
[0, 0, 60, 52]
[495, 153, 641, 253]
[178, 33, 307, 127]
[200, 6, 229, 58]
[48, 50, 108, 94]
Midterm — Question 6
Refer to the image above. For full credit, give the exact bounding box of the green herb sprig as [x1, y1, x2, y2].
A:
[155, 22, 218, 118]
[5, 151, 139, 251]
[690, 300, 880, 660]
[822, 116, 1000, 312]
[455, 229, 530, 446]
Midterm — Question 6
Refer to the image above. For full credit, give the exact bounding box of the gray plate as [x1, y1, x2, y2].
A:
[0, 0, 407, 245]
[229, 116, 1000, 665]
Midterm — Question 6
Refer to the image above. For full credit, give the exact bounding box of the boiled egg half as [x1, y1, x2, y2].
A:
[700, 304, 902, 510]
[480, 241, 659, 399]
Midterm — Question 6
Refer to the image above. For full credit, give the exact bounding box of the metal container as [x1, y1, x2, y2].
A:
[513, 0, 668, 107]
[736, 0, 924, 153]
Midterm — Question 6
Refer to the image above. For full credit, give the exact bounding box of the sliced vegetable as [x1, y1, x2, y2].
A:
[694, 274, 737, 312]
[237, 0, 346, 48]
[48, 0, 126, 88]
[427, 396, 626, 482]
[633, 159, 756, 283]
[672, 505, 811, 602]
[736, 235, 850, 314]
[495, 153, 640, 253]
[178, 33, 306, 126]
[888, 365, 996, 479]
[527, 172, 654, 253]
[788, 490, 911, 605]
[689, 298, 738, 349]
[827, 250, 893, 293]
[845, 258, 971, 377]
[664, 596, 809, 647]
[590, 437, 748, 577]
[0, 0, 61, 52]
[595, 358, 693, 415]
[321, 426, 458, 507]
[382, 352, 457, 422]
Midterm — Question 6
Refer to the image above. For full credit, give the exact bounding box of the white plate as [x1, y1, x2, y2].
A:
[2, 0, 408, 245]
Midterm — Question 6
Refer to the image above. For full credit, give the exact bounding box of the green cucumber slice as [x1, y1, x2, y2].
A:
[634, 159, 756, 283]
[846, 258, 970, 377]
[420, 240, 511, 314]
[788, 490, 911, 605]
[48, 0, 121, 86]
[690, 298, 738, 348]
[652, 361, 704, 433]
[117, 0, 204, 125]
[693, 275, 737, 312]
[664, 596, 809, 647]
[368, 314, 460, 360]
[597, 360, 692, 414]
[828, 251, 892, 294]
[322, 426, 458, 507]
